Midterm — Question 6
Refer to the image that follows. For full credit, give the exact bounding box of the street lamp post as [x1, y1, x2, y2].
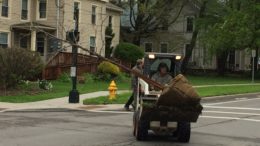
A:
[69, 8, 80, 103]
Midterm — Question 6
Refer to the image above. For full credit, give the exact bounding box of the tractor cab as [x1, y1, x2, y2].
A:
[143, 53, 182, 79]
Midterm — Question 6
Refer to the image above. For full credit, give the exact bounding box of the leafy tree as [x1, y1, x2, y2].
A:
[182, 0, 260, 75]
[114, 42, 144, 64]
[181, 0, 208, 73]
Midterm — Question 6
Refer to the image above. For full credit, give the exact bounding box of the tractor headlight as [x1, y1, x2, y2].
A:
[148, 54, 155, 59]
[175, 55, 182, 60]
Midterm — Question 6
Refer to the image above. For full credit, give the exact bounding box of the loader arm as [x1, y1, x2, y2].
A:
[75, 44, 164, 90]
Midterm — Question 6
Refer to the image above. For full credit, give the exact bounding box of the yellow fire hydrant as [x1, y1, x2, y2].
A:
[108, 80, 117, 100]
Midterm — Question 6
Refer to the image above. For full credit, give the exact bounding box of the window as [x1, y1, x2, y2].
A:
[37, 37, 45, 55]
[21, 0, 28, 20]
[1, 0, 9, 17]
[0, 33, 8, 48]
[90, 36, 96, 54]
[38, 0, 47, 19]
[144, 43, 152, 52]
[160, 43, 168, 53]
[108, 16, 112, 27]
[91, 5, 96, 24]
[186, 17, 194, 32]
[73, 2, 80, 20]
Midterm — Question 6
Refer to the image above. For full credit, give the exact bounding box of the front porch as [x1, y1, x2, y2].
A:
[10, 22, 60, 63]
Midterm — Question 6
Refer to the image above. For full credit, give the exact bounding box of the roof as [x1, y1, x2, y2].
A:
[11, 22, 56, 31]
[106, 3, 124, 13]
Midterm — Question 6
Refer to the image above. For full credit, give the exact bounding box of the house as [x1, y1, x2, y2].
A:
[119, 0, 254, 71]
[0, 0, 123, 63]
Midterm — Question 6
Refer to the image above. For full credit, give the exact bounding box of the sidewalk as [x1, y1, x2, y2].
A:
[0, 90, 129, 112]
[1, 83, 260, 112]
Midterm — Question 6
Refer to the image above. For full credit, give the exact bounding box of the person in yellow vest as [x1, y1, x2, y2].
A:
[124, 59, 144, 111]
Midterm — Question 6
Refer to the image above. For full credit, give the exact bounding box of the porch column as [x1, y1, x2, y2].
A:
[44, 35, 48, 63]
[31, 30, 36, 51]
[10, 30, 15, 48]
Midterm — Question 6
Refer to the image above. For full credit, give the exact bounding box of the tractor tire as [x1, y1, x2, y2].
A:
[135, 113, 148, 141]
[133, 112, 137, 136]
[177, 122, 191, 143]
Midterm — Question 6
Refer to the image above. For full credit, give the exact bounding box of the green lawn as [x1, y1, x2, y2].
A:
[187, 75, 259, 85]
[83, 84, 260, 105]
[0, 80, 130, 103]
[1, 75, 259, 103]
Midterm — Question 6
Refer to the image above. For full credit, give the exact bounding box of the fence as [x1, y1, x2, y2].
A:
[43, 52, 131, 80]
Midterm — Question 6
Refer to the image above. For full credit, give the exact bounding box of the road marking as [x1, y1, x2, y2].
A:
[204, 106, 260, 111]
[204, 97, 260, 106]
[88, 110, 133, 114]
[203, 110, 260, 116]
[200, 116, 260, 123]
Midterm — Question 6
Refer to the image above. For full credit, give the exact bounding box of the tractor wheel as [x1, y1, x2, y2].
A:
[177, 122, 191, 143]
[133, 112, 137, 136]
[135, 113, 148, 141]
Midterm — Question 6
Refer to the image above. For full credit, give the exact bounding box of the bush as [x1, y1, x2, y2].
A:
[97, 61, 120, 76]
[58, 73, 71, 83]
[114, 42, 144, 64]
[39, 80, 53, 90]
[114, 72, 130, 82]
[96, 61, 121, 81]
[0, 48, 43, 89]
[83, 73, 95, 83]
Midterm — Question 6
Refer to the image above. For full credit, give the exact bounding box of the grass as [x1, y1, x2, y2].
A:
[0, 80, 130, 103]
[83, 84, 260, 105]
[1, 74, 260, 103]
[197, 85, 260, 97]
[83, 92, 132, 105]
[186, 75, 259, 85]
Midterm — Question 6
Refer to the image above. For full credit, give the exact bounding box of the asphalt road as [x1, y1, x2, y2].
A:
[1, 94, 260, 146]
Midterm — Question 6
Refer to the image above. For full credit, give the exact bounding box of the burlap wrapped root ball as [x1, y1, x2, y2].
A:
[157, 74, 201, 108]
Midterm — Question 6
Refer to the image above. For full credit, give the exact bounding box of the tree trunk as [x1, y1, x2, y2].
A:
[216, 51, 229, 76]
[181, 1, 208, 74]
[132, 34, 141, 46]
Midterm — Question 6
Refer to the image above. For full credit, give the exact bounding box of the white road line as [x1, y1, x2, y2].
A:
[203, 110, 260, 116]
[88, 110, 133, 114]
[204, 106, 260, 111]
[200, 116, 260, 123]
[204, 97, 260, 106]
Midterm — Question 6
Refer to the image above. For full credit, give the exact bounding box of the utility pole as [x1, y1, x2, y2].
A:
[69, 7, 80, 103]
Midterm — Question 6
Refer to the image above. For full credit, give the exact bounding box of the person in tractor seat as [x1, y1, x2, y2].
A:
[151, 62, 172, 86]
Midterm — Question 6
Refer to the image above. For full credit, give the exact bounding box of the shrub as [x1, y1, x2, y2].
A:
[114, 42, 144, 64]
[58, 73, 71, 83]
[39, 80, 53, 90]
[83, 73, 95, 83]
[114, 72, 130, 82]
[96, 61, 121, 81]
[0, 48, 43, 89]
[97, 61, 120, 76]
